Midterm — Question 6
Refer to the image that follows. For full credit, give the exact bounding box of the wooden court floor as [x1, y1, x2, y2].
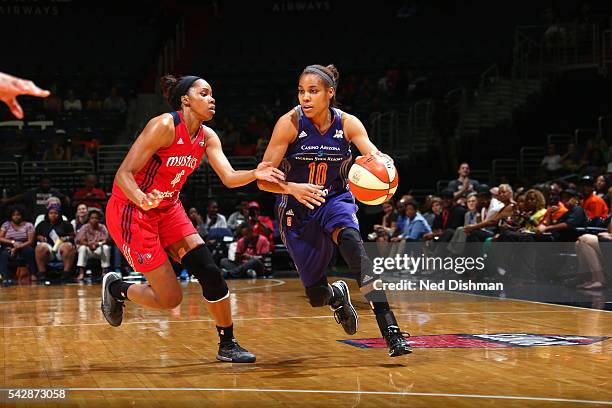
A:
[0, 278, 610, 407]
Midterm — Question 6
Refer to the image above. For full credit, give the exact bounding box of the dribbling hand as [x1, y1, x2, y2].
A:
[138, 189, 163, 211]
[254, 161, 285, 183]
[289, 183, 326, 210]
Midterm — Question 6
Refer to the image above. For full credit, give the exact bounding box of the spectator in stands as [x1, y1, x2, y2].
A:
[541, 188, 568, 227]
[73, 174, 107, 209]
[86, 91, 103, 112]
[233, 134, 256, 156]
[245, 115, 262, 140]
[392, 196, 409, 238]
[34, 204, 75, 280]
[371, 199, 397, 240]
[370, 200, 397, 256]
[220, 224, 270, 279]
[227, 200, 249, 232]
[584, 148, 607, 176]
[464, 184, 515, 242]
[536, 189, 587, 242]
[222, 121, 240, 154]
[595, 174, 609, 198]
[187, 207, 204, 229]
[0, 206, 36, 282]
[447, 162, 479, 200]
[41, 84, 61, 115]
[63, 89, 82, 111]
[34, 197, 69, 227]
[475, 185, 503, 223]
[391, 201, 431, 242]
[1, 177, 69, 221]
[246, 201, 274, 246]
[256, 126, 271, 158]
[579, 175, 608, 220]
[575, 218, 611, 290]
[70, 142, 92, 163]
[522, 189, 548, 232]
[196, 200, 227, 238]
[103, 87, 126, 113]
[75, 211, 110, 281]
[540, 144, 563, 178]
[422, 189, 466, 242]
[43, 130, 70, 161]
[421, 196, 441, 227]
[447, 193, 480, 254]
[561, 143, 584, 173]
[71, 203, 89, 232]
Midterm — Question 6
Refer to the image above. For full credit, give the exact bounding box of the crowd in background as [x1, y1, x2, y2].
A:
[0, 174, 276, 286]
[369, 161, 612, 290]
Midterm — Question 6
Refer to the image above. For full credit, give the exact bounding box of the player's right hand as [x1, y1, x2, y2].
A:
[289, 183, 326, 210]
[138, 189, 163, 211]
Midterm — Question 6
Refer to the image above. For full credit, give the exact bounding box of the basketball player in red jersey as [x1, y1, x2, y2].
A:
[102, 75, 284, 363]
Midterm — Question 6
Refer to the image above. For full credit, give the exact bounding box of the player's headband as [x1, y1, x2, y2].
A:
[302, 66, 335, 88]
[172, 76, 202, 108]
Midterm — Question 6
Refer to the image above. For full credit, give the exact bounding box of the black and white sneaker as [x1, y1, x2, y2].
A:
[385, 326, 412, 357]
[330, 280, 358, 335]
[101, 272, 124, 327]
[216, 339, 256, 363]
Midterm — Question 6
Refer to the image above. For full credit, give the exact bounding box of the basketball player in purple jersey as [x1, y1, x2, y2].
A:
[258, 64, 411, 356]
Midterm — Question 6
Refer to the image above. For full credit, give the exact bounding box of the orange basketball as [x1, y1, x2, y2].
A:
[348, 155, 398, 205]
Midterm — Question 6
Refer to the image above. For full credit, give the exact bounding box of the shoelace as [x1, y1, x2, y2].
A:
[332, 305, 346, 324]
[388, 329, 411, 341]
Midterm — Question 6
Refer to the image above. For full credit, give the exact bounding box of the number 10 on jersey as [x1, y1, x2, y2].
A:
[308, 162, 328, 186]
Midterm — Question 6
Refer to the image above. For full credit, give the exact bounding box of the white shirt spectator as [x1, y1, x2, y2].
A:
[63, 98, 82, 111]
[483, 198, 505, 221]
[541, 154, 562, 171]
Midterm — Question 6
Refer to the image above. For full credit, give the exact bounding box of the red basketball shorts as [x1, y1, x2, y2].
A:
[106, 195, 197, 272]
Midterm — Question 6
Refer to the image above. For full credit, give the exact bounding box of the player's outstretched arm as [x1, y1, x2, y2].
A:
[0, 71, 50, 119]
[257, 113, 325, 210]
[115, 114, 174, 210]
[205, 128, 285, 188]
[344, 113, 393, 162]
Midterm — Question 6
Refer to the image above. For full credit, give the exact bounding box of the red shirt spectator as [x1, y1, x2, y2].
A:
[246, 201, 274, 247]
[236, 232, 270, 260]
[73, 174, 107, 209]
[582, 192, 609, 219]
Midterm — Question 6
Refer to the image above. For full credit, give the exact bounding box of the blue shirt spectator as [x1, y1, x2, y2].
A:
[398, 203, 432, 241]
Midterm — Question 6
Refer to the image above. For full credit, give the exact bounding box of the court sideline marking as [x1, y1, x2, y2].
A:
[0, 279, 288, 304]
[0, 309, 594, 330]
[0, 387, 608, 405]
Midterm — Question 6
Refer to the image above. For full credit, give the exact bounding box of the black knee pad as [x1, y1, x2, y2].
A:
[305, 276, 332, 307]
[337, 228, 373, 288]
[182, 245, 229, 302]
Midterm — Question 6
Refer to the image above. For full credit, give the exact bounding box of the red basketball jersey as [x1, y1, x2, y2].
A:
[111, 111, 206, 209]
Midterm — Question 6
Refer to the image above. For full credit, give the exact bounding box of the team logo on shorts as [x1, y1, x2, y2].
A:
[286, 216, 292, 227]
[135, 250, 153, 265]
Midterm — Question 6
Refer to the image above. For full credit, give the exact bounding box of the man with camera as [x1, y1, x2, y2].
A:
[246, 201, 274, 247]
[220, 223, 270, 279]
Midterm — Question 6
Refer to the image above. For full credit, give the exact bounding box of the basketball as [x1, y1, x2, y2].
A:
[348, 155, 398, 205]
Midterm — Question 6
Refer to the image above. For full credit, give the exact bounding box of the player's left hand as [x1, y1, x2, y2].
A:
[254, 161, 285, 183]
[0, 72, 50, 119]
